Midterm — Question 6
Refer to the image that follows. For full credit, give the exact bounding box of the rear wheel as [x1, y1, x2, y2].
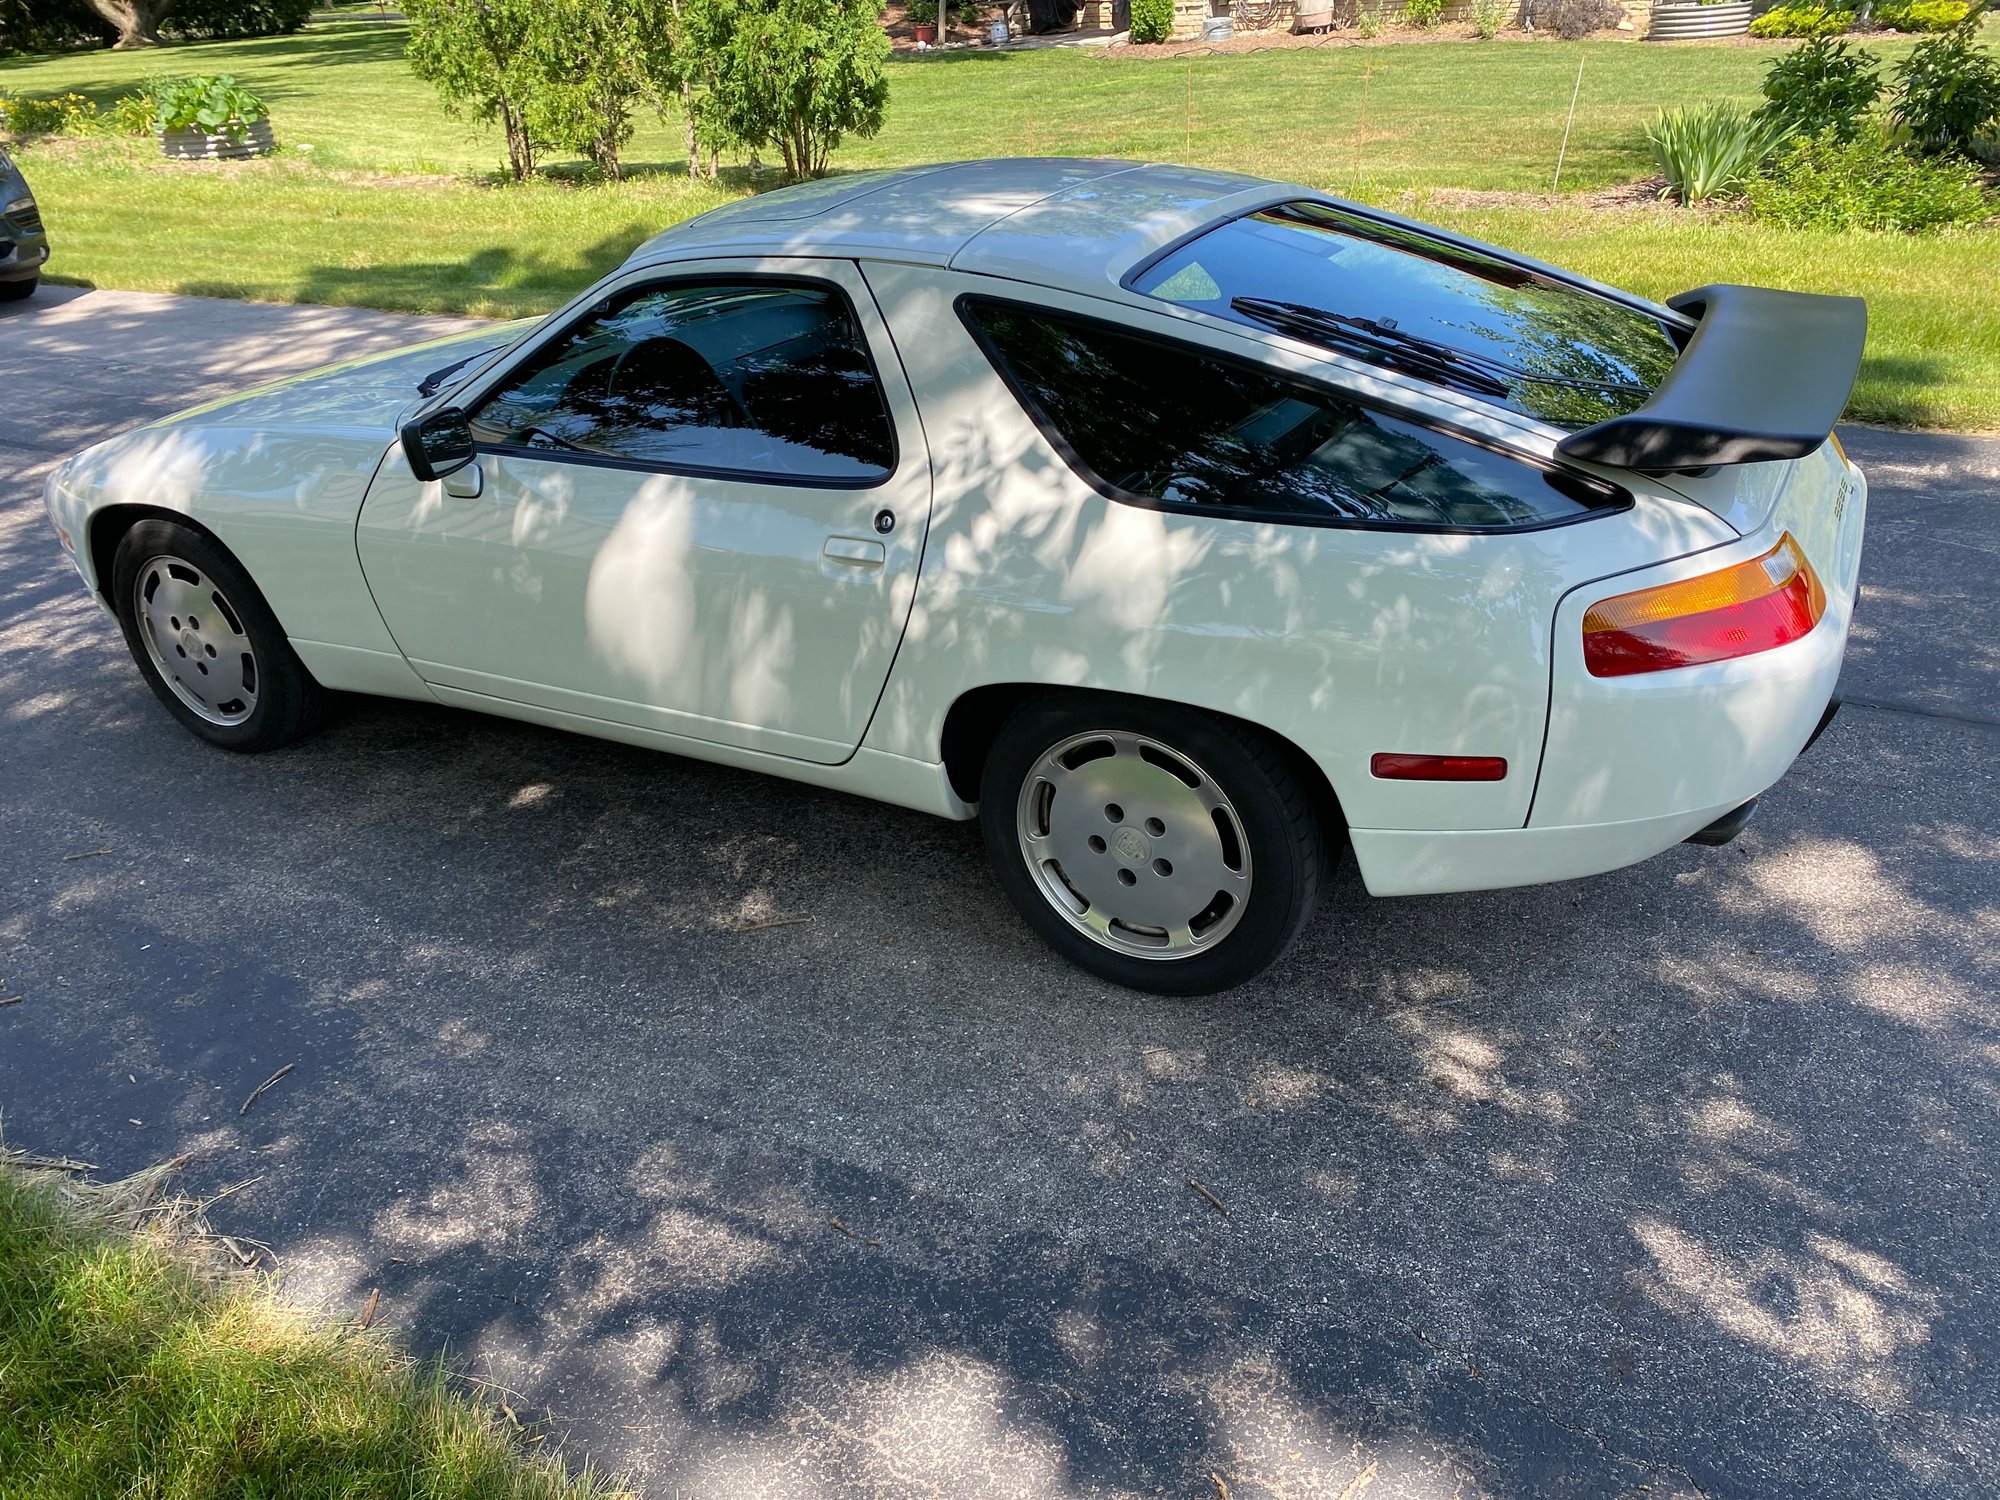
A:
[980, 694, 1329, 995]
[110, 519, 327, 752]
[0, 276, 36, 302]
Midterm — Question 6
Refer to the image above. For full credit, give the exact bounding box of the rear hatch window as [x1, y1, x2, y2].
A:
[1131, 202, 1682, 432]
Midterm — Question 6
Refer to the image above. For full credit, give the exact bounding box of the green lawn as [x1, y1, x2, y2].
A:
[3, 15, 1997, 427]
[0, 1159, 623, 1500]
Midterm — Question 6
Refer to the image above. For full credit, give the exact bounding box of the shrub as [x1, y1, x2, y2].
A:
[1874, 0, 1972, 31]
[905, 0, 981, 20]
[405, 0, 541, 180]
[0, 90, 99, 135]
[0, 0, 306, 50]
[1646, 101, 1790, 201]
[1471, 0, 1509, 35]
[518, 0, 655, 179]
[1130, 0, 1174, 40]
[1759, 36, 1881, 141]
[150, 75, 268, 141]
[164, 0, 313, 40]
[1750, 129, 1995, 230]
[1891, 23, 2000, 155]
[693, 0, 891, 181]
[1406, 0, 1445, 27]
[1539, 0, 1623, 39]
[0, 0, 114, 54]
[1748, 5, 1855, 37]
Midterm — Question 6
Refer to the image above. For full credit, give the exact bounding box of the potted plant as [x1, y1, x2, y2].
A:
[908, 0, 940, 41]
[151, 75, 274, 161]
[1647, 0, 1754, 39]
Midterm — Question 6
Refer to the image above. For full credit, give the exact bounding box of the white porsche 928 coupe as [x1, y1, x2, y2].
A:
[45, 160, 1866, 994]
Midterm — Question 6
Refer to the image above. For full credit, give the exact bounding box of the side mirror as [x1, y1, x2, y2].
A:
[400, 407, 476, 483]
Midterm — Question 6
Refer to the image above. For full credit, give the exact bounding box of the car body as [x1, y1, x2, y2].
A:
[0, 143, 50, 300]
[44, 159, 1867, 992]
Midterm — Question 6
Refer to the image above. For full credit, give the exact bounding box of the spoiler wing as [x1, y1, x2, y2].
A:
[1555, 284, 1866, 472]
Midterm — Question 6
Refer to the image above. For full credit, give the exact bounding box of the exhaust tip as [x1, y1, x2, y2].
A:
[1686, 798, 1759, 848]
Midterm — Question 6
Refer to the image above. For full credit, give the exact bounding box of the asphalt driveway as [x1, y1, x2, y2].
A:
[3, 285, 1997, 1500]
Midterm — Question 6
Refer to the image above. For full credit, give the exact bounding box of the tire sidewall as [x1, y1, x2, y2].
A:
[111, 519, 311, 752]
[980, 694, 1322, 996]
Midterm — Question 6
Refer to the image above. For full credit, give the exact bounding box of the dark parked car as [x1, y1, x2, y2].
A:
[0, 144, 49, 301]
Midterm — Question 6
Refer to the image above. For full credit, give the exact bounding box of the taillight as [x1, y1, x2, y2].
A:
[1583, 534, 1825, 678]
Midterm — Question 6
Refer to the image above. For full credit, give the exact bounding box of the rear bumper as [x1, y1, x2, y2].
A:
[1351, 800, 1749, 897]
[1350, 455, 1862, 899]
[1352, 612, 1846, 897]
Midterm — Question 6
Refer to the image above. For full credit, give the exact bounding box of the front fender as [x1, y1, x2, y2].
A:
[49, 420, 407, 661]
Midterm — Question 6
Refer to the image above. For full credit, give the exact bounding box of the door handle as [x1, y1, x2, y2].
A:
[442, 461, 483, 499]
[822, 536, 886, 567]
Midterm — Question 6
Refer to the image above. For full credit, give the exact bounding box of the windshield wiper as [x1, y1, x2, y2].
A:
[416, 349, 489, 398]
[516, 423, 599, 455]
[1231, 297, 1511, 399]
[1229, 298, 1650, 399]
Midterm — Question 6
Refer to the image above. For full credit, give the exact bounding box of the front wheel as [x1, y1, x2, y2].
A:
[110, 518, 328, 752]
[0, 276, 36, 302]
[979, 695, 1330, 995]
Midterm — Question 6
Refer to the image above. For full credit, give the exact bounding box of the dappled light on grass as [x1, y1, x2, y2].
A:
[0, 1164, 624, 1500]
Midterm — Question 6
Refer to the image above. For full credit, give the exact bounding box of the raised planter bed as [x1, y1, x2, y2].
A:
[1647, 0, 1751, 38]
[159, 118, 275, 161]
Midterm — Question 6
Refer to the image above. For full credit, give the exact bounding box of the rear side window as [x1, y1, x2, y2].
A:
[962, 299, 1626, 531]
[1130, 202, 1681, 432]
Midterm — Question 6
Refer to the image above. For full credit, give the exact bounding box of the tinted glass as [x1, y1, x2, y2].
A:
[1131, 202, 1681, 431]
[471, 282, 894, 482]
[967, 301, 1623, 529]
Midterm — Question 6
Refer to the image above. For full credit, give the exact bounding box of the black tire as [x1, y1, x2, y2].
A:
[979, 693, 1330, 996]
[110, 518, 329, 752]
[0, 276, 36, 302]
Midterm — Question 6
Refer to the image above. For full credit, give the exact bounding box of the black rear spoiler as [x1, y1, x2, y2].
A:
[1555, 284, 1866, 472]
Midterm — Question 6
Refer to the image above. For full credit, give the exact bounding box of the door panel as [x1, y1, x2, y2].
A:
[356, 261, 931, 764]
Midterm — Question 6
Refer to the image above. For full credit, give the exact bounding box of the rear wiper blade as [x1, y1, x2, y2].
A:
[1231, 297, 1511, 398]
[1230, 298, 1651, 398]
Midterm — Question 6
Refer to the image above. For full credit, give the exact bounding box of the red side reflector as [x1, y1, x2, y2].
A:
[1371, 753, 1508, 782]
[1583, 533, 1826, 678]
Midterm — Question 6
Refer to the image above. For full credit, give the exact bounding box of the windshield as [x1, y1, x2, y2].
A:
[1132, 201, 1683, 431]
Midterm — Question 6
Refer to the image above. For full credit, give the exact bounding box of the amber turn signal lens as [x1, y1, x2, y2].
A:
[1583, 534, 1825, 678]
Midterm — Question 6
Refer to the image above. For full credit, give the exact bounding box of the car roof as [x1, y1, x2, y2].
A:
[627, 158, 1297, 301]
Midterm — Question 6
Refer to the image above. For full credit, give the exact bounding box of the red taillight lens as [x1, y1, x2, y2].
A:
[1583, 534, 1826, 678]
[1371, 753, 1508, 781]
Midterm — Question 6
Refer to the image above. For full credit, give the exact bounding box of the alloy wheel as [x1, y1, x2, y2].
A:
[1014, 729, 1252, 960]
[131, 554, 260, 727]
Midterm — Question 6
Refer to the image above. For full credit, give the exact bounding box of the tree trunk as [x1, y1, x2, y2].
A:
[682, 81, 701, 179]
[82, 0, 176, 47]
[499, 96, 534, 181]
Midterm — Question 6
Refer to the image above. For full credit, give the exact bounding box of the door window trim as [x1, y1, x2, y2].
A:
[465, 271, 903, 492]
[955, 293, 1633, 537]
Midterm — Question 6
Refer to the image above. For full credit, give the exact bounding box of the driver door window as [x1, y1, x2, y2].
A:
[470, 281, 896, 484]
[356, 267, 930, 765]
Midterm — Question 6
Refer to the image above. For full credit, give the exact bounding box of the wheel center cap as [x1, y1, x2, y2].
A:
[179, 630, 202, 659]
[1112, 826, 1149, 862]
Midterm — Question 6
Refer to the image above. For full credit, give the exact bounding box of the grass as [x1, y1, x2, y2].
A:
[3, 14, 1998, 427]
[0, 1149, 624, 1500]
